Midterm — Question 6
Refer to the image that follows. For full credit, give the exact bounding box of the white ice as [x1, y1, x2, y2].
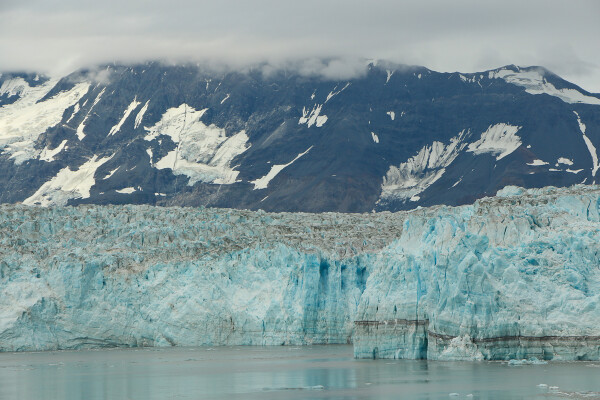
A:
[77, 88, 106, 141]
[298, 104, 328, 128]
[134, 100, 149, 129]
[489, 68, 600, 105]
[0, 79, 89, 163]
[371, 132, 379, 144]
[527, 159, 548, 166]
[39, 139, 68, 162]
[380, 130, 468, 201]
[386, 70, 393, 84]
[108, 97, 141, 136]
[325, 83, 350, 103]
[467, 123, 522, 160]
[573, 111, 599, 177]
[23, 155, 113, 206]
[557, 157, 574, 166]
[145, 104, 250, 185]
[251, 146, 313, 190]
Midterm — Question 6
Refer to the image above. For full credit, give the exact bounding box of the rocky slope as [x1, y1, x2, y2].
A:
[1, 62, 599, 212]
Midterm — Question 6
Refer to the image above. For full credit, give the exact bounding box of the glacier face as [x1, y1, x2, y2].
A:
[355, 185, 600, 361]
[1, 186, 600, 361]
[0, 205, 400, 351]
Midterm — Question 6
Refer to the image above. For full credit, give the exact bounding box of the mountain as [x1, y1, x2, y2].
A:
[1, 62, 599, 212]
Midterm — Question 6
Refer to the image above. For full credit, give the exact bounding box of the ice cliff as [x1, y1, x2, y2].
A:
[354, 185, 600, 361]
[0, 206, 399, 350]
[1, 185, 599, 360]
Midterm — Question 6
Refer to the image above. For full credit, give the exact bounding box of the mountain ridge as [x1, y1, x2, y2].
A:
[0, 61, 599, 212]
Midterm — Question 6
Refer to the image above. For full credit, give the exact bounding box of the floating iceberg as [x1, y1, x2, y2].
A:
[1, 185, 599, 361]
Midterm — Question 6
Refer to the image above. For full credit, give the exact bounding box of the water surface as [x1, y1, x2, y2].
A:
[1, 345, 599, 399]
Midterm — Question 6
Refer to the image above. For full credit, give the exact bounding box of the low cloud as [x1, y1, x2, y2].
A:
[1, 0, 599, 91]
[258, 58, 369, 81]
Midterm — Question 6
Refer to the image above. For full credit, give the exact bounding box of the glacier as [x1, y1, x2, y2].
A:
[1, 185, 600, 361]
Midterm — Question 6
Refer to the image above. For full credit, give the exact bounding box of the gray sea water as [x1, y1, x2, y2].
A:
[0, 345, 599, 400]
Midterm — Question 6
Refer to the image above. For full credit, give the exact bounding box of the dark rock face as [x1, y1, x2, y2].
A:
[0, 62, 599, 212]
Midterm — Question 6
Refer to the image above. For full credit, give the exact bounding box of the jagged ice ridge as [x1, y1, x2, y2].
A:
[0, 185, 599, 361]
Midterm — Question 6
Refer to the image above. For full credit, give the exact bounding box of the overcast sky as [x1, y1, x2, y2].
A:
[1, 0, 599, 92]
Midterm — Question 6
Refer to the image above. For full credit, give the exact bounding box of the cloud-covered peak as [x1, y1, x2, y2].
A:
[1, 0, 599, 92]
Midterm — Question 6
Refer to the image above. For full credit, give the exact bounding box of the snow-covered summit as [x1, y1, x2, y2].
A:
[488, 65, 600, 105]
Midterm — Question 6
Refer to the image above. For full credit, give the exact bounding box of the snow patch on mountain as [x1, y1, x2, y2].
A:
[145, 104, 250, 185]
[116, 187, 136, 194]
[527, 159, 548, 166]
[0, 79, 89, 164]
[0, 77, 30, 98]
[489, 68, 600, 105]
[77, 87, 106, 140]
[459, 74, 483, 87]
[23, 155, 113, 206]
[108, 97, 141, 136]
[299, 105, 327, 128]
[573, 111, 599, 177]
[251, 146, 313, 190]
[134, 100, 149, 129]
[386, 70, 393, 84]
[66, 103, 80, 124]
[371, 132, 379, 144]
[144, 104, 207, 142]
[467, 123, 522, 160]
[39, 139, 68, 162]
[103, 166, 119, 180]
[380, 130, 468, 201]
[325, 83, 350, 103]
[557, 157, 574, 166]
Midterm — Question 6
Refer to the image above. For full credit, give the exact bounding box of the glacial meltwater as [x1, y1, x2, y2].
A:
[1, 346, 599, 400]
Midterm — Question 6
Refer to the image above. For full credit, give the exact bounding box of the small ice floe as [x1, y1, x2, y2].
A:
[449, 393, 460, 397]
[263, 385, 325, 391]
[549, 386, 559, 392]
[507, 357, 548, 366]
[537, 383, 548, 388]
